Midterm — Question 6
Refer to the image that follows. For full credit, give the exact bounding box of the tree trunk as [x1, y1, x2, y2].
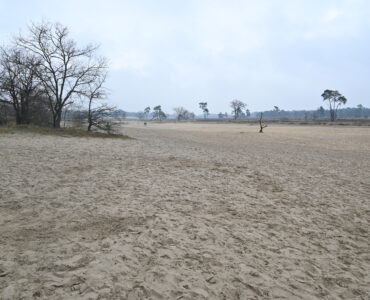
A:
[20, 103, 30, 124]
[87, 113, 92, 131]
[87, 98, 92, 131]
[330, 109, 335, 122]
[15, 111, 22, 125]
[53, 111, 62, 128]
[259, 113, 267, 133]
[14, 107, 30, 125]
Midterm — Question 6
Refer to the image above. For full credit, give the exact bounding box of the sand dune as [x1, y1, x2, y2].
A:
[0, 122, 369, 299]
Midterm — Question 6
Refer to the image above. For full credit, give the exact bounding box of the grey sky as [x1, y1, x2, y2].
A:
[1, 0, 369, 113]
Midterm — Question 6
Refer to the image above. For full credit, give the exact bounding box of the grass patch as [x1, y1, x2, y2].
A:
[0, 124, 132, 139]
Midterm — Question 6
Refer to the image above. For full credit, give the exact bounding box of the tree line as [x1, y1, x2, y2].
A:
[0, 21, 114, 132]
[136, 91, 366, 121]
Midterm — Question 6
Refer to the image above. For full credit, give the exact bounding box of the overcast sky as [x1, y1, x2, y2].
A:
[1, 0, 369, 113]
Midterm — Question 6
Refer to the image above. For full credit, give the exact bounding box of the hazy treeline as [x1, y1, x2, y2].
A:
[132, 97, 368, 121]
[254, 106, 369, 120]
[121, 105, 369, 121]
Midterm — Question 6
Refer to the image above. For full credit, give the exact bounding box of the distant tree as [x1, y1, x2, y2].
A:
[173, 106, 193, 121]
[174, 107, 185, 120]
[357, 104, 364, 118]
[318, 106, 325, 118]
[259, 113, 267, 133]
[321, 89, 347, 121]
[137, 111, 145, 120]
[218, 112, 224, 119]
[144, 106, 151, 119]
[273, 106, 280, 112]
[246, 109, 251, 117]
[112, 110, 126, 119]
[152, 105, 166, 121]
[230, 99, 246, 119]
[188, 112, 195, 120]
[199, 102, 209, 119]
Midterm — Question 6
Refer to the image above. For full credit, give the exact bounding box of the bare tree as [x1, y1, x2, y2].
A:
[174, 107, 185, 120]
[259, 113, 267, 133]
[15, 21, 107, 128]
[188, 112, 195, 120]
[0, 46, 41, 124]
[87, 104, 116, 133]
[85, 74, 106, 131]
[81, 74, 116, 132]
[230, 99, 246, 119]
[173, 106, 194, 121]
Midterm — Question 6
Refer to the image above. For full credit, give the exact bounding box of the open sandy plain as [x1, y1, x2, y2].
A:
[0, 122, 369, 299]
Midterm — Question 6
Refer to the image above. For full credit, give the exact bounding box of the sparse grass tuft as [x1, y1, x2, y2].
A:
[0, 124, 132, 139]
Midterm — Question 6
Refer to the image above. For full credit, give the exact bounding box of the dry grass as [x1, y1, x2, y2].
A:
[0, 124, 131, 139]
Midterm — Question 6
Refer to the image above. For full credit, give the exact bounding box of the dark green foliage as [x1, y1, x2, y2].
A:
[321, 89, 347, 121]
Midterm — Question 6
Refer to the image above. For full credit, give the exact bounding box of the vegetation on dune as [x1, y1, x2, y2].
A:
[0, 124, 131, 139]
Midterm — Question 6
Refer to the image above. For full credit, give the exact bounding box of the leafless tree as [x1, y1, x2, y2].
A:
[87, 103, 116, 133]
[82, 74, 116, 132]
[230, 99, 246, 120]
[0, 46, 41, 124]
[15, 21, 107, 128]
[259, 113, 267, 133]
[173, 106, 194, 121]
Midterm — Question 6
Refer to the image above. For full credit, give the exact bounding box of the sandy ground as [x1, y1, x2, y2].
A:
[0, 122, 369, 300]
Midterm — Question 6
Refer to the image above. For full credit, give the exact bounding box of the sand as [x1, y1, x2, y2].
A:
[0, 122, 369, 299]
